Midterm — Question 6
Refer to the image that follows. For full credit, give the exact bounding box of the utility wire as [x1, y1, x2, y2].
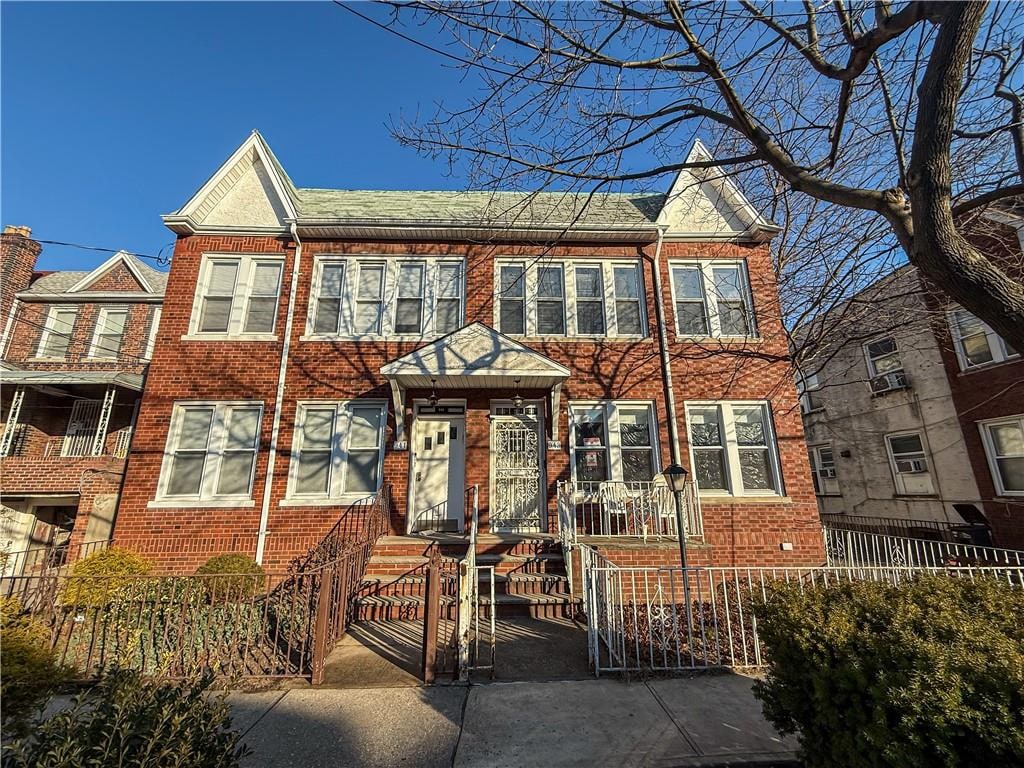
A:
[34, 239, 173, 267]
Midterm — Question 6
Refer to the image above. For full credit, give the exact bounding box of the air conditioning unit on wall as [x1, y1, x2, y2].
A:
[870, 370, 909, 394]
[818, 467, 838, 479]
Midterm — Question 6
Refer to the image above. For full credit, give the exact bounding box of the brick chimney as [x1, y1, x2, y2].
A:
[1, 225, 42, 336]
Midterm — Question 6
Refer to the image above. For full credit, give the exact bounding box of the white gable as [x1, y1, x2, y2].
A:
[657, 140, 778, 239]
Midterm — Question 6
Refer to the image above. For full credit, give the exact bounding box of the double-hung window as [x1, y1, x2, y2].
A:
[158, 402, 262, 502]
[796, 370, 822, 414]
[192, 255, 284, 337]
[435, 263, 463, 334]
[685, 402, 782, 495]
[574, 266, 606, 335]
[498, 263, 527, 335]
[864, 337, 907, 392]
[809, 445, 839, 495]
[289, 401, 387, 500]
[613, 265, 644, 335]
[395, 263, 426, 334]
[536, 265, 566, 335]
[36, 306, 78, 359]
[949, 309, 1019, 370]
[569, 402, 659, 483]
[88, 307, 129, 359]
[670, 261, 756, 338]
[885, 432, 934, 495]
[313, 262, 347, 335]
[979, 416, 1024, 495]
[355, 263, 385, 334]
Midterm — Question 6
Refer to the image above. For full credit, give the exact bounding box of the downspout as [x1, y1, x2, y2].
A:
[255, 223, 302, 564]
[650, 226, 683, 465]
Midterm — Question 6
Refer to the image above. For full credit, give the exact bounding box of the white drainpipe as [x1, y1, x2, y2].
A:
[255, 223, 303, 564]
[650, 226, 683, 465]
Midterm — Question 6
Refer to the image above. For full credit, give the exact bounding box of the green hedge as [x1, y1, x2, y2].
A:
[0, 597, 71, 733]
[61, 548, 153, 606]
[751, 575, 1024, 768]
[195, 554, 265, 602]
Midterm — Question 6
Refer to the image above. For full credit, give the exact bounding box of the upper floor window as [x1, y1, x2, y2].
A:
[949, 309, 1019, 370]
[864, 336, 907, 393]
[36, 305, 78, 359]
[190, 255, 284, 338]
[288, 401, 387, 499]
[669, 261, 756, 338]
[979, 416, 1024, 496]
[88, 307, 129, 359]
[569, 401, 659, 483]
[307, 257, 464, 339]
[884, 432, 934, 495]
[495, 259, 646, 338]
[156, 402, 262, 503]
[796, 370, 822, 414]
[809, 444, 840, 495]
[686, 402, 781, 496]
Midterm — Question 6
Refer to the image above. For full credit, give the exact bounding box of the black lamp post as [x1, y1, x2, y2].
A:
[662, 464, 689, 570]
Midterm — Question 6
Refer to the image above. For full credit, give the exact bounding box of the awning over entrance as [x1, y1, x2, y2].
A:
[1, 370, 145, 392]
[381, 323, 570, 446]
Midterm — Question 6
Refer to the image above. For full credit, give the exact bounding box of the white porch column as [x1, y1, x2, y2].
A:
[91, 385, 115, 456]
[548, 382, 563, 448]
[0, 387, 25, 457]
[389, 380, 408, 450]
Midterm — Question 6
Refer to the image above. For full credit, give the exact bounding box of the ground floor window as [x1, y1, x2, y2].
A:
[884, 432, 934, 495]
[979, 415, 1024, 496]
[684, 402, 782, 496]
[568, 401, 659, 483]
[287, 401, 387, 500]
[809, 444, 840, 495]
[157, 401, 263, 502]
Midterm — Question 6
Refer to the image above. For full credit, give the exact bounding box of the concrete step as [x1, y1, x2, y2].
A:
[363, 555, 461, 577]
[475, 553, 566, 575]
[360, 572, 569, 599]
[473, 534, 561, 557]
[353, 592, 582, 621]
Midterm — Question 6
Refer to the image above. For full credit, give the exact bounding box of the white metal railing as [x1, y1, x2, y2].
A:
[112, 428, 133, 458]
[581, 551, 1024, 675]
[458, 485, 494, 679]
[557, 480, 703, 543]
[824, 525, 1024, 568]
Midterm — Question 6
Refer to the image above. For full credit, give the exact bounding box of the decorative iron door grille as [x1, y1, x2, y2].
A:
[491, 415, 542, 532]
[62, 399, 102, 457]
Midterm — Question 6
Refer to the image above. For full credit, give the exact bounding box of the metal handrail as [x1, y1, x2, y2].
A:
[823, 525, 1023, 568]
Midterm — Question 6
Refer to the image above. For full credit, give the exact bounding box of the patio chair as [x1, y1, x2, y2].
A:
[598, 482, 630, 536]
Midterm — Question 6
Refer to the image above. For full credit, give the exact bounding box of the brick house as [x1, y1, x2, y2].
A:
[0, 227, 165, 575]
[798, 211, 1024, 549]
[111, 131, 823, 579]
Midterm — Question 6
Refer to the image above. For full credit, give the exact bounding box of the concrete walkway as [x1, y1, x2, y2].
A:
[230, 674, 798, 767]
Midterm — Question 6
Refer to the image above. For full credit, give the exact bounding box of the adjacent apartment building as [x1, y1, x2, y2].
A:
[0, 228, 165, 574]
[798, 213, 1024, 549]
[109, 131, 824, 572]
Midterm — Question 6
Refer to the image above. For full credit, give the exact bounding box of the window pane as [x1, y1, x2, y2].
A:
[436, 299, 460, 333]
[990, 423, 1024, 456]
[314, 297, 342, 334]
[200, 297, 233, 332]
[349, 407, 382, 448]
[500, 265, 525, 297]
[576, 449, 608, 482]
[616, 301, 642, 335]
[244, 296, 278, 333]
[395, 299, 423, 334]
[712, 267, 744, 299]
[358, 265, 384, 299]
[717, 300, 749, 335]
[576, 301, 605, 334]
[575, 267, 603, 297]
[398, 263, 423, 296]
[537, 302, 565, 335]
[296, 452, 331, 494]
[538, 266, 563, 298]
[694, 449, 727, 490]
[302, 409, 335, 450]
[320, 263, 345, 297]
[437, 264, 462, 298]
[167, 454, 205, 496]
[622, 449, 654, 482]
[614, 267, 639, 299]
[871, 352, 902, 374]
[574, 413, 606, 446]
[217, 452, 255, 495]
[733, 407, 767, 446]
[344, 451, 379, 493]
[867, 338, 897, 358]
[42, 309, 76, 357]
[888, 434, 923, 455]
[251, 263, 282, 296]
[355, 302, 382, 334]
[672, 267, 702, 299]
[619, 409, 651, 447]
[818, 448, 834, 466]
[178, 409, 214, 450]
[739, 449, 775, 491]
[676, 302, 709, 335]
[499, 299, 525, 335]
[208, 262, 238, 294]
[961, 333, 995, 366]
[996, 457, 1024, 491]
[225, 408, 260, 450]
[688, 407, 722, 447]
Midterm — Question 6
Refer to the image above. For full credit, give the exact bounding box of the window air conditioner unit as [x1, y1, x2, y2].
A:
[818, 467, 837, 479]
[870, 371, 909, 394]
[896, 458, 928, 474]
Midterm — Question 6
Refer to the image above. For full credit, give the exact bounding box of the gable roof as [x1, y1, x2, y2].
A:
[165, 131, 778, 241]
[20, 251, 167, 299]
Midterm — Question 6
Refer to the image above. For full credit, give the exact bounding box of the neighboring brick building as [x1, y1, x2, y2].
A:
[798, 212, 1024, 549]
[0, 228, 165, 575]
[112, 131, 823, 574]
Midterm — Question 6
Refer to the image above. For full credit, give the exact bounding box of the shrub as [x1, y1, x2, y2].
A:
[61, 547, 152, 606]
[195, 554, 265, 602]
[751, 575, 1024, 768]
[0, 597, 70, 732]
[2, 668, 251, 767]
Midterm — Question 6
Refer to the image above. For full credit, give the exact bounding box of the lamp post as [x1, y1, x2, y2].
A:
[662, 464, 689, 570]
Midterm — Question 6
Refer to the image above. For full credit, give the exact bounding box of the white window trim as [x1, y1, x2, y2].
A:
[144, 307, 162, 360]
[154, 400, 263, 504]
[978, 414, 1024, 497]
[35, 305, 78, 359]
[862, 336, 904, 377]
[568, 400, 660, 483]
[884, 430, 934, 496]
[947, 308, 1019, 371]
[808, 443, 840, 496]
[285, 400, 388, 502]
[302, 256, 466, 340]
[87, 306, 129, 360]
[796, 370, 822, 414]
[684, 401, 783, 497]
[185, 253, 285, 340]
[668, 259, 758, 339]
[493, 258, 647, 339]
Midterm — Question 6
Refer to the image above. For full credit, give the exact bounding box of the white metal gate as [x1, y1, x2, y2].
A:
[62, 400, 102, 457]
[490, 409, 542, 532]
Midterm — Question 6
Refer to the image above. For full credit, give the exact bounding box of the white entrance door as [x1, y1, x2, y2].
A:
[490, 409, 544, 532]
[411, 417, 466, 532]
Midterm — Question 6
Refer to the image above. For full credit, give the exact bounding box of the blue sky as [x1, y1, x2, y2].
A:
[2, 2, 474, 270]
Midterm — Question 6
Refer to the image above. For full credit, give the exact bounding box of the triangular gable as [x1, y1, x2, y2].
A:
[381, 323, 570, 378]
[165, 130, 297, 232]
[68, 250, 154, 293]
[657, 139, 779, 239]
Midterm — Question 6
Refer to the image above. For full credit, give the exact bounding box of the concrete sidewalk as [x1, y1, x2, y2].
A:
[230, 674, 799, 767]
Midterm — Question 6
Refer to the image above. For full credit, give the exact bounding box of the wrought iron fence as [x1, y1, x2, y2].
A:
[556, 480, 702, 542]
[582, 552, 1024, 675]
[820, 512, 991, 545]
[823, 525, 1023, 568]
[1, 538, 112, 580]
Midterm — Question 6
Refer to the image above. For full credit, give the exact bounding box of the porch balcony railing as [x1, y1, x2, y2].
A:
[557, 480, 703, 543]
[0, 426, 133, 460]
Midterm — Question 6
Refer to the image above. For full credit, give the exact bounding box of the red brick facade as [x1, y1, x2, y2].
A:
[113, 231, 823, 572]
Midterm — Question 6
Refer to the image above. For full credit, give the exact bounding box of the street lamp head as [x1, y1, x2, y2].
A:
[662, 463, 689, 492]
